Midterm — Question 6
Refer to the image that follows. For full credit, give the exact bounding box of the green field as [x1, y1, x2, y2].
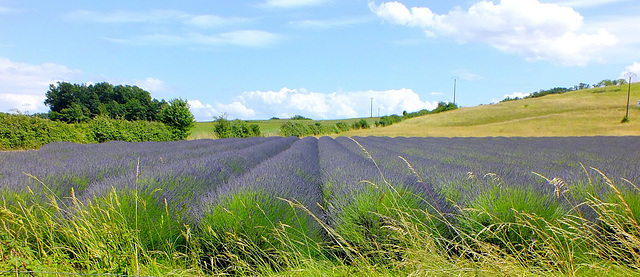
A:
[190, 117, 381, 139]
[345, 83, 640, 137]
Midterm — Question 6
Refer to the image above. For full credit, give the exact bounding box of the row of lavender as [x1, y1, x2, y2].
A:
[1, 136, 639, 229]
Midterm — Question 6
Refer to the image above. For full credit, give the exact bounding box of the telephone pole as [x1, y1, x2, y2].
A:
[453, 77, 457, 105]
[370, 98, 374, 118]
[624, 72, 636, 122]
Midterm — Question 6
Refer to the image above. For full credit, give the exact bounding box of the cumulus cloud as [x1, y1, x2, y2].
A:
[369, 0, 618, 66]
[189, 87, 439, 121]
[0, 93, 46, 114]
[503, 92, 531, 99]
[133, 77, 167, 94]
[0, 57, 79, 113]
[188, 100, 257, 121]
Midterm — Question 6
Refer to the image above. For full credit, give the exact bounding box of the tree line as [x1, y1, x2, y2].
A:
[501, 78, 630, 102]
[44, 82, 194, 139]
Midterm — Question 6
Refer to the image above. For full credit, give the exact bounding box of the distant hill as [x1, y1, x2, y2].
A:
[344, 83, 640, 137]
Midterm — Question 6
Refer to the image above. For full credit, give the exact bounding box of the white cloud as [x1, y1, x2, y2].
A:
[0, 57, 80, 113]
[184, 15, 247, 29]
[620, 62, 640, 81]
[216, 102, 257, 118]
[503, 92, 531, 99]
[369, 0, 618, 66]
[64, 9, 186, 24]
[66, 9, 278, 48]
[66, 9, 247, 28]
[133, 77, 167, 94]
[264, 0, 330, 8]
[110, 30, 281, 48]
[291, 17, 371, 29]
[190, 87, 439, 121]
[190, 30, 281, 47]
[0, 93, 46, 114]
[188, 100, 257, 121]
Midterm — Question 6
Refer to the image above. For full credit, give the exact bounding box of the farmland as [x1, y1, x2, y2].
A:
[190, 117, 381, 139]
[346, 82, 640, 137]
[1, 136, 640, 276]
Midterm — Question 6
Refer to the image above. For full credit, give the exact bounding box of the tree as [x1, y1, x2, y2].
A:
[213, 114, 261, 138]
[160, 98, 195, 140]
[45, 81, 165, 123]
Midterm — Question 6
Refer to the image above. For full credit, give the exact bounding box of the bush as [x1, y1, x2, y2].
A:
[213, 116, 261, 138]
[0, 113, 176, 150]
[0, 113, 88, 149]
[376, 114, 402, 127]
[351, 119, 370, 130]
[279, 122, 306, 137]
[335, 122, 351, 132]
[376, 102, 458, 127]
[83, 116, 175, 143]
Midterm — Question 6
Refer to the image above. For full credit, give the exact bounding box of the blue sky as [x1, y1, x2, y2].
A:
[1, 0, 639, 121]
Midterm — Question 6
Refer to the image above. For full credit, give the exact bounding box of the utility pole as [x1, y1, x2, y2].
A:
[370, 98, 374, 118]
[453, 77, 457, 105]
[623, 72, 636, 122]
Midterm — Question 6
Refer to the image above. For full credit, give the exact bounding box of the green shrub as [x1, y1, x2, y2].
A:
[335, 122, 351, 132]
[376, 114, 402, 127]
[83, 116, 174, 143]
[279, 122, 306, 137]
[279, 122, 330, 137]
[213, 116, 261, 138]
[0, 113, 176, 150]
[351, 119, 370, 130]
[0, 113, 88, 149]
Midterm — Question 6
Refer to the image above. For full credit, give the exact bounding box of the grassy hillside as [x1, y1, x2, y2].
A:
[190, 117, 380, 139]
[344, 82, 640, 137]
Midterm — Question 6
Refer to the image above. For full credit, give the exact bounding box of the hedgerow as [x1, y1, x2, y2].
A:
[0, 113, 176, 150]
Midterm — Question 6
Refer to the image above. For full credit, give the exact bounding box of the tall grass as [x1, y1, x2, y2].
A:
[2, 167, 640, 276]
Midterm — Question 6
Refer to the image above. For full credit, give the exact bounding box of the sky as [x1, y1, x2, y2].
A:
[1, 0, 640, 121]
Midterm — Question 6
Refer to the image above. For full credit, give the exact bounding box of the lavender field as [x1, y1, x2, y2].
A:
[1, 136, 640, 275]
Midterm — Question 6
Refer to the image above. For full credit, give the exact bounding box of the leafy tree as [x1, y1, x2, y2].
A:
[213, 115, 261, 138]
[160, 98, 195, 140]
[44, 81, 165, 123]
